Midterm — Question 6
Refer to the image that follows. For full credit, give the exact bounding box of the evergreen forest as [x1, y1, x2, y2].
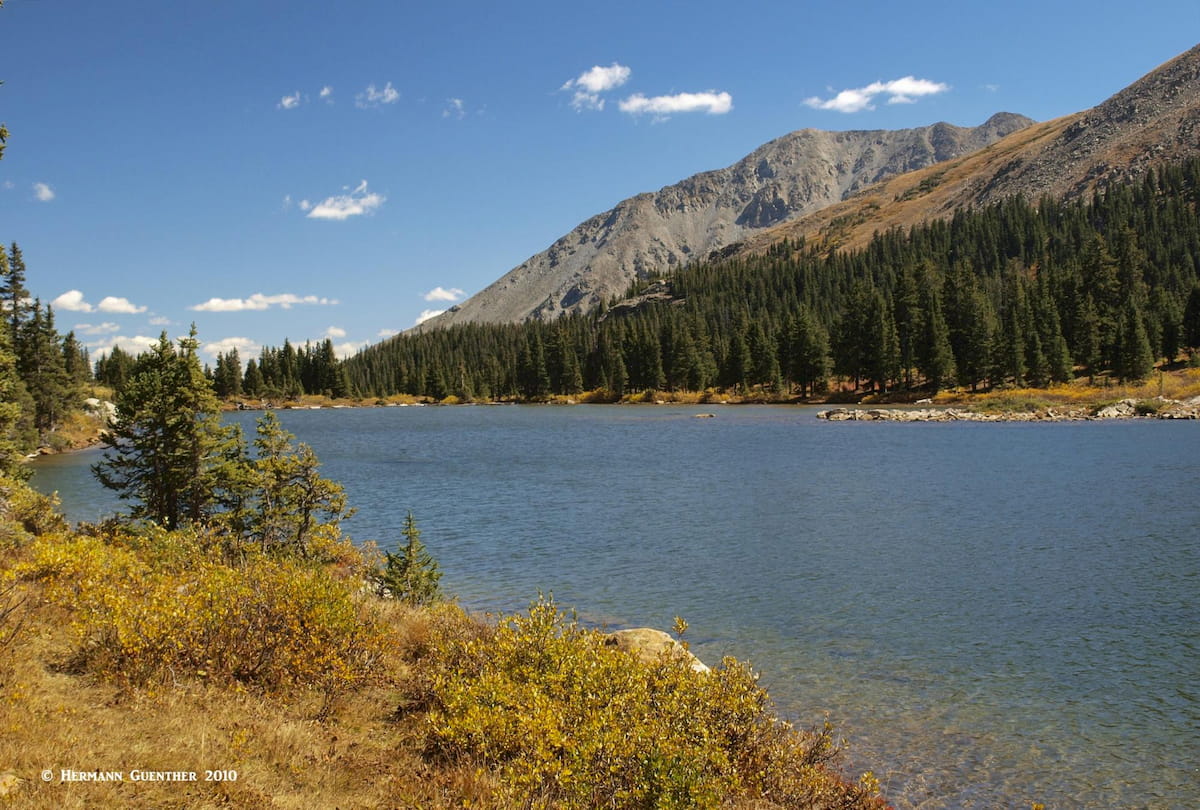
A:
[340, 159, 1200, 401]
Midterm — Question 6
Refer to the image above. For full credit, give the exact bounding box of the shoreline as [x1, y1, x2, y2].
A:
[818, 396, 1200, 422]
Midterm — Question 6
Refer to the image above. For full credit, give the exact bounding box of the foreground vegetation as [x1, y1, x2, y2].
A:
[0, 476, 886, 808]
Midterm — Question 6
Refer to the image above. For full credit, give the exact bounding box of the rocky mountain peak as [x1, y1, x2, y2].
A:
[416, 114, 1033, 330]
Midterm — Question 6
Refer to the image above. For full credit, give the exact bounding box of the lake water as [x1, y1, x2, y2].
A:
[30, 405, 1200, 809]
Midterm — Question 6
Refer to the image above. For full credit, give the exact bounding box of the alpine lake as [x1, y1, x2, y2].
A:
[30, 404, 1200, 809]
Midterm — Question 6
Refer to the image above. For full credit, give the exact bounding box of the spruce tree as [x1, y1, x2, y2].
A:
[241, 411, 352, 559]
[93, 328, 243, 529]
[915, 282, 956, 392]
[0, 325, 33, 477]
[376, 511, 442, 605]
[1183, 284, 1200, 352]
[1114, 301, 1155, 383]
[1, 243, 29, 347]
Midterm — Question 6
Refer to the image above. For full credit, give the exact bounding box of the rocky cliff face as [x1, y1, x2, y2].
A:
[418, 113, 1033, 329]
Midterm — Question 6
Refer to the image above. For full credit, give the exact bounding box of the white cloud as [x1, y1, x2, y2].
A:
[355, 81, 399, 108]
[53, 291, 145, 314]
[189, 292, 338, 313]
[619, 91, 733, 118]
[305, 179, 386, 220]
[562, 62, 632, 111]
[324, 326, 347, 338]
[416, 309, 444, 325]
[148, 315, 172, 326]
[2, 180, 13, 190]
[804, 76, 950, 113]
[33, 182, 56, 202]
[202, 336, 259, 358]
[278, 91, 302, 110]
[424, 286, 464, 302]
[52, 289, 93, 312]
[443, 97, 466, 119]
[87, 334, 160, 357]
[377, 328, 400, 338]
[332, 340, 367, 359]
[98, 296, 147, 314]
[319, 85, 334, 102]
[73, 322, 121, 335]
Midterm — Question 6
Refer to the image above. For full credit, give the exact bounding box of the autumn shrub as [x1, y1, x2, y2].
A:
[17, 532, 391, 693]
[0, 474, 67, 550]
[413, 597, 885, 810]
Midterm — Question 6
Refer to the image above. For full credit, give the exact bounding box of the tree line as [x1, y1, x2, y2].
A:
[343, 159, 1200, 400]
[0, 242, 91, 462]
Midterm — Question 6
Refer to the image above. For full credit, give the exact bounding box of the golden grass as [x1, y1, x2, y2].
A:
[939, 367, 1200, 411]
[0, 577, 496, 809]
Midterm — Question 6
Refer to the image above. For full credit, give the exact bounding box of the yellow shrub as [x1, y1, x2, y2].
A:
[414, 597, 884, 810]
[18, 533, 390, 693]
[0, 475, 68, 550]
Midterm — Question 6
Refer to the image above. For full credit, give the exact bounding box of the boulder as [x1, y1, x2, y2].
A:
[604, 628, 710, 674]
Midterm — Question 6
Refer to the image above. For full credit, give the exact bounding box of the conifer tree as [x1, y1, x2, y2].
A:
[915, 282, 956, 392]
[19, 302, 73, 436]
[788, 306, 830, 397]
[240, 411, 352, 559]
[0, 243, 29, 347]
[1114, 300, 1155, 382]
[1183, 284, 1200, 352]
[93, 328, 243, 529]
[0, 324, 33, 477]
[376, 511, 442, 605]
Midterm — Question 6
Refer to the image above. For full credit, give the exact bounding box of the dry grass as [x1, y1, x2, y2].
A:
[0, 577, 498, 809]
[938, 367, 1200, 411]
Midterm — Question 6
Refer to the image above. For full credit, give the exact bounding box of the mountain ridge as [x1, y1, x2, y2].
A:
[418, 42, 1200, 331]
[416, 113, 1033, 329]
[737, 42, 1200, 255]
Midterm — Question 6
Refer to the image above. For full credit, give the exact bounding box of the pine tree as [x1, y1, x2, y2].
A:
[1, 243, 29, 347]
[0, 324, 33, 477]
[788, 306, 830, 397]
[241, 411, 352, 559]
[1114, 300, 1155, 383]
[19, 301, 74, 437]
[376, 511, 442, 605]
[242, 358, 264, 398]
[1183, 284, 1200, 352]
[93, 328, 243, 529]
[915, 282, 956, 392]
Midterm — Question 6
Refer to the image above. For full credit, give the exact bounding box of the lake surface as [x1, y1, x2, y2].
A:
[31, 405, 1200, 809]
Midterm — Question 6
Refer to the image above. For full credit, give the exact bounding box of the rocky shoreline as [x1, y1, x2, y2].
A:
[818, 397, 1200, 422]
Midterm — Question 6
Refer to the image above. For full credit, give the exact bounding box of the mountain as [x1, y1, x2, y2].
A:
[420, 42, 1200, 331]
[417, 113, 1033, 329]
[737, 43, 1200, 254]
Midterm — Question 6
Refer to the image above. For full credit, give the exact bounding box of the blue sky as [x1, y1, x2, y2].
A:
[2, 0, 1197, 364]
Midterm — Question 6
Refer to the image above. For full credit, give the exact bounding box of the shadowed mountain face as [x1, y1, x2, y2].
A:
[417, 113, 1033, 329]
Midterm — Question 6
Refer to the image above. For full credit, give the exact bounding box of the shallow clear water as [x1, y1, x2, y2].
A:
[31, 405, 1200, 809]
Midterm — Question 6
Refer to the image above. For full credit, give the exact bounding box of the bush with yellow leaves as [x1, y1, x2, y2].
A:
[412, 596, 886, 810]
[16, 527, 390, 693]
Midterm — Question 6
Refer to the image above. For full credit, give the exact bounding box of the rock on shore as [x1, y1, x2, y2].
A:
[604, 628, 710, 674]
[817, 398, 1200, 422]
